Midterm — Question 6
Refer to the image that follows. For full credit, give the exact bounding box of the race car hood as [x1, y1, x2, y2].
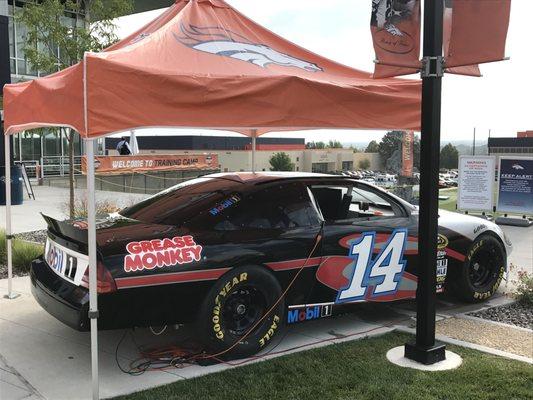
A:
[438, 209, 512, 252]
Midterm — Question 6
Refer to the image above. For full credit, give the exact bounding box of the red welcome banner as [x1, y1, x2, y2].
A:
[81, 154, 218, 175]
[401, 130, 414, 177]
[371, 0, 421, 78]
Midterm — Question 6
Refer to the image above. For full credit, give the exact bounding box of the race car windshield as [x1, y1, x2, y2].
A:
[119, 177, 243, 225]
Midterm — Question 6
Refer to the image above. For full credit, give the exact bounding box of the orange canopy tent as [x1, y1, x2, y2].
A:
[3, 0, 421, 137]
[2, 1, 422, 398]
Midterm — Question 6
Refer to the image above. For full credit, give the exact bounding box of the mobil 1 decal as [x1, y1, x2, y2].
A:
[287, 304, 333, 324]
[336, 229, 409, 303]
[124, 236, 203, 272]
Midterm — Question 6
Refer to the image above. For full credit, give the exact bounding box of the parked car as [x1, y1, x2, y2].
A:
[31, 172, 511, 358]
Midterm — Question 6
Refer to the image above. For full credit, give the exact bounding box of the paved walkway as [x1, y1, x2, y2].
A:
[0, 276, 395, 400]
[0, 186, 148, 234]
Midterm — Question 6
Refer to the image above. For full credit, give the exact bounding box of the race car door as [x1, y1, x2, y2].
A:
[308, 181, 417, 304]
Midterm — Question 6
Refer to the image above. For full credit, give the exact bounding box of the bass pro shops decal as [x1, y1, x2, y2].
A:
[124, 236, 203, 272]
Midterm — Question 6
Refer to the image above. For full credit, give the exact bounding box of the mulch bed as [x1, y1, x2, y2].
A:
[0, 264, 29, 279]
[15, 230, 48, 245]
[468, 302, 533, 330]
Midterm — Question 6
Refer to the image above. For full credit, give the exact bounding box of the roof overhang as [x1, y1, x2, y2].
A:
[132, 0, 173, 14]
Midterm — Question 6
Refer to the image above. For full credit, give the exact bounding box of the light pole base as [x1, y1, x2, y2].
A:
[388, 345, 461, 371]
[404, 341, 446, 365]
[4, 292, 21, 300]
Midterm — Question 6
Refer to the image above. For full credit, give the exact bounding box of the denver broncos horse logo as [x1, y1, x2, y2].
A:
[174, 23, 322, 72]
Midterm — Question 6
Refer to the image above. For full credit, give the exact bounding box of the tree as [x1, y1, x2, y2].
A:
[377, 130, 421, 171]
[378, 130, 404, 161]
[359, 158, 371, 170]
[18, 0, 133, 218]
[269, 152, 295, 171]
[440, 143, 459, 169]
[327, 140, 343, 148]
[413, 135, 421, 170]
[315, 141, 326, 149]
[365, 140, 380, 153]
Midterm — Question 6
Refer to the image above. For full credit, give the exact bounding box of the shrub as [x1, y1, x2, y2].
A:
[0, 230, 44, 274]
[62, 197, 121, 219]
[514, 269, 533, 306]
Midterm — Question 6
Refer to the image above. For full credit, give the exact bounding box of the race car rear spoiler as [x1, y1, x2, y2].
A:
[41, 213, 88, 245]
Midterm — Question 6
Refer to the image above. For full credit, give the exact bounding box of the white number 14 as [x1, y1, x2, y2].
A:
[336, 229, 408, 303]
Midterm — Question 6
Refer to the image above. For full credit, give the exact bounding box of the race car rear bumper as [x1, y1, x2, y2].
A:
[30, 257, 90, 331]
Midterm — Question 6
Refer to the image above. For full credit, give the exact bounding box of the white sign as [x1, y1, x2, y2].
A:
[458, 156, 495, 211]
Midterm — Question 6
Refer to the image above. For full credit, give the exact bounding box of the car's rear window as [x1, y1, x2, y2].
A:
[120, 177, 243, 225]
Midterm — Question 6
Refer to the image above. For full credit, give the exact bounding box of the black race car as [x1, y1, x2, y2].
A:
[31, 172, 511, 357]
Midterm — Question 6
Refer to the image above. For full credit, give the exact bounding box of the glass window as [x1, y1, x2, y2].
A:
[206, 183, 321, 231]
[310, 183, 403, 222]
[8, 16, 14, 58]
[120, 178, 243, 225]
[350, 186, 397, 217]
[342, 161, 353, 171]
[43, 130, 60, 156]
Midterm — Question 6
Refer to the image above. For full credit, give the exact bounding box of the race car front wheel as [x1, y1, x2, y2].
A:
[196, 265, 284, 359]
[451, 235, 506, 302]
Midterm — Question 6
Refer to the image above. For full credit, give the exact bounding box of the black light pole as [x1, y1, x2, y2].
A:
[404, 0, 446, 364]
[1, 7, 13, 169]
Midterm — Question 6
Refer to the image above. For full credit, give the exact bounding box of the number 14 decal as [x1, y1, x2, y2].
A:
[336, 229, 408, 303]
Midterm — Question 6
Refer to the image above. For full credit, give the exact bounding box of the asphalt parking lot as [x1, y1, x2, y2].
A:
[0, 187, 531, 400]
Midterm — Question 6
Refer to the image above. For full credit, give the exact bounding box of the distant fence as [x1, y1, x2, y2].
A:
[16, 156, 83, 179]
[42, 169, 220, 194]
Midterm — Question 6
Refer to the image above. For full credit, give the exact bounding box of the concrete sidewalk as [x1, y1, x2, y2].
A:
[0, 186, 148, 234]
[0, 277, 395, 400]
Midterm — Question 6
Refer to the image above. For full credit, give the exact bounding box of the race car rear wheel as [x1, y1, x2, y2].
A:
[451, 235, 505, 302]
[196, 265, 284, 359]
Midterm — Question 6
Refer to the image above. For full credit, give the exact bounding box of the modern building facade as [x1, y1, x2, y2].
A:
[106, 135, 383, 173]
[488, 133, 533, 159]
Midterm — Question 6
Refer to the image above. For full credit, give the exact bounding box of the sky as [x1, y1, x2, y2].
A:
[115, 0, 532, 145]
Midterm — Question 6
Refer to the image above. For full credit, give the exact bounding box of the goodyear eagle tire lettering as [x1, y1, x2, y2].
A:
[449, 235, 506, 303]
[196, 265, 284, 359]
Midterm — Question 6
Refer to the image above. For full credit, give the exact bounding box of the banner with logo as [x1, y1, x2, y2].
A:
[496, 157, 533, 215]
[81, 154, 218, 175]
[458, 156, 495, 211]
[445, 0, 511, 70]
[371, 0, 421, 78]
[401, 130, 414, 177]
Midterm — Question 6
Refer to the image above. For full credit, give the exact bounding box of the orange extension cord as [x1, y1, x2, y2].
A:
[115, 232, 410, 374]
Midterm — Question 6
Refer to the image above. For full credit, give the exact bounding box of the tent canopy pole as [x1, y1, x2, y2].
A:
[251, 129, 257, 173]
[3, 133, 18, 300]
[85, 139, 100, 400]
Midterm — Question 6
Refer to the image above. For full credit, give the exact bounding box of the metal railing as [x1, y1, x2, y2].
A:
[16, 156, 83, 179]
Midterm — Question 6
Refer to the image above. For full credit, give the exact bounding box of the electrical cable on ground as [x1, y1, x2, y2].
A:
[114, 228, 410, 375]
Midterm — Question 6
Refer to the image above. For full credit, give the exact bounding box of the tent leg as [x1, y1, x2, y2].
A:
[251, 129, 257, 173]
[86, 139, 99, 400]
[4, 133, 18, 300]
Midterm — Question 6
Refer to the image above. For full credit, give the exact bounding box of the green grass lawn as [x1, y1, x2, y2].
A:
[438, 188, 458, 212]
[114, 332, 533, 400]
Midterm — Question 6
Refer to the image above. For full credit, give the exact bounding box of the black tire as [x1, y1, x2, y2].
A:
[196, 265, 284, 359]
[450, 235, 506, 303]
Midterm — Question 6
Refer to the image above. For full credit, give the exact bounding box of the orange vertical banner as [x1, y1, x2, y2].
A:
[401, 130, 414, 177]
[445, 0, 511, 69]
[443, 0, 481, 77]
[371, 0, 421, 78]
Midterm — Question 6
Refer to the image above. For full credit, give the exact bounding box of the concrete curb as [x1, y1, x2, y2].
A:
[394, 326, 533, 365]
